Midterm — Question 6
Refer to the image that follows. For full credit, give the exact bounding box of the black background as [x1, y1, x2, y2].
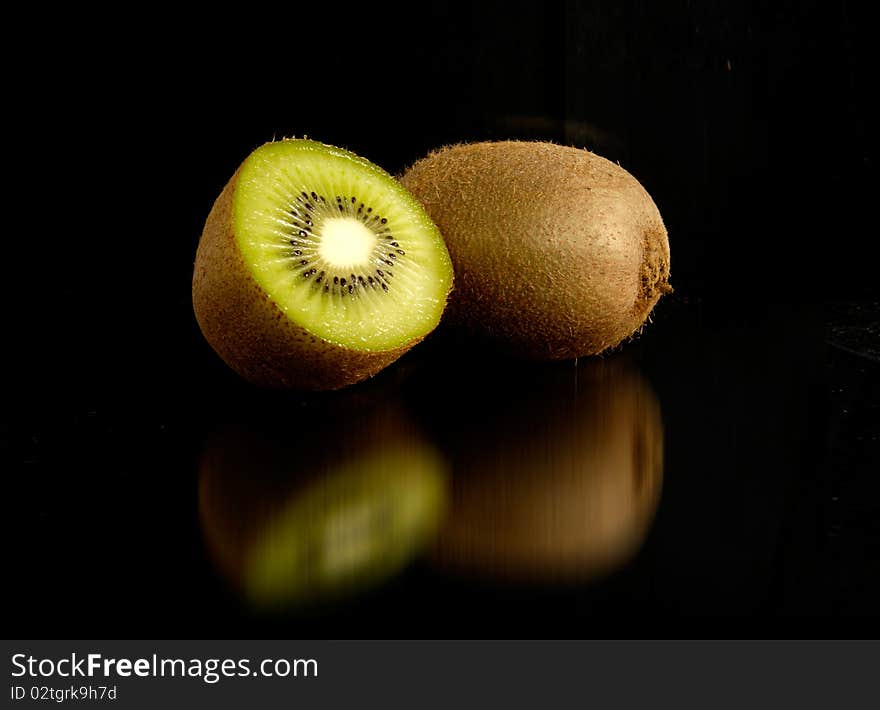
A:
[6, 1, 878, 638]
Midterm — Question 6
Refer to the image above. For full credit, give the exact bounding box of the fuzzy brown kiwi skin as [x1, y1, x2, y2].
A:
[192, 169, 421, 391]
[401, 141, 672, 360]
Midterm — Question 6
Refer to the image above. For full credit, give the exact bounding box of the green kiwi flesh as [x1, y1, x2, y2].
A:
[193, 139, 453, 389]
[401, 141, 671, 360]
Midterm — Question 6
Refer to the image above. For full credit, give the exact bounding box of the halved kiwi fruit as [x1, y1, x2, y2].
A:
[193, 139, 453, 390]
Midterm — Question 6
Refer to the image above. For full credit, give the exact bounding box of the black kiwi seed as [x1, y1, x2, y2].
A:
[397, 249, 405, 255]
[351, 196, 356, 204]
[340, 278, 347, 286]
[333, 276, 339, 285]
[382, 283, 388, 291]
[381, 218, 387, 224]
[299, 230, 307, 237]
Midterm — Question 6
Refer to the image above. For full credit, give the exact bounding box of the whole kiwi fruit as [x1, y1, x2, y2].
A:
[193, 139, 453, 390]
[401, 140, 671, 359]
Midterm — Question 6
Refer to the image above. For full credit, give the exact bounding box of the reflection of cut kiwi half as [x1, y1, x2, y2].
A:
[193, 139, 453, 390]
[415, 356, 663, 582]
[198, 405, 448, 610]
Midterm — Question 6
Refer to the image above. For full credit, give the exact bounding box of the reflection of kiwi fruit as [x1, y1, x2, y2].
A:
[198, 404, 448, 609]
[193, 139, 453, 390]
[416, 356, 663, 582]
[401, 141, 671, 359]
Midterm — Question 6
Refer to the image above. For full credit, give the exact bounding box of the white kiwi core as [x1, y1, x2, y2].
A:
[318, 218, 378, 268]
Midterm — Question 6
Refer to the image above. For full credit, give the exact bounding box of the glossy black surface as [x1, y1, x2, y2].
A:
[7, 1, 877, 637]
